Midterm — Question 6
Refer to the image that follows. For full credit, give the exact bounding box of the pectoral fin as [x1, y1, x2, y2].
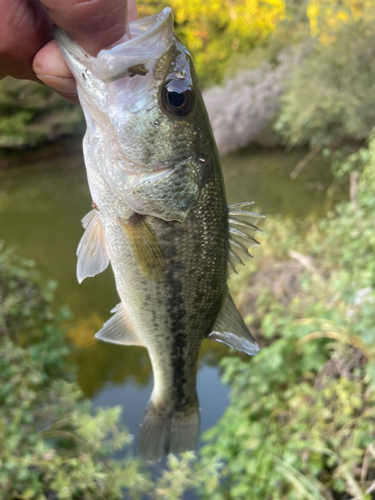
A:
[81, 209, 96, 228]
[209, 293, 259, 356]
[118, 215, 165, 280]
[95, 303, 144, 346]
[77, 210, 109, 283]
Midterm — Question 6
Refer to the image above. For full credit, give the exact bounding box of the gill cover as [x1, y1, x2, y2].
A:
[55, 8, 205, 223]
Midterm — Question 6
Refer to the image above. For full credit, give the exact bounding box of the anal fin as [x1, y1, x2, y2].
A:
[95, 303, 144, 346]
[209, 292, 259, 356]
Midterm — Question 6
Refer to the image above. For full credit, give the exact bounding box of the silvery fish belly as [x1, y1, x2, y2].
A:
[55, 7, 262, 460]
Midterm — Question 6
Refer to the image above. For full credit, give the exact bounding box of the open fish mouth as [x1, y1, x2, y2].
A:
[54, 8, 174, 83]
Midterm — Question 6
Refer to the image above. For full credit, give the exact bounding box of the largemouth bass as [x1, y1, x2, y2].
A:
[55, 7, 262, 460]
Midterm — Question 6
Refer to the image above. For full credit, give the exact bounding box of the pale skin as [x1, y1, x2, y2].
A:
[0, 0, 137, 103]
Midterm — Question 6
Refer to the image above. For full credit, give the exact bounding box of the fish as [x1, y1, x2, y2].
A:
[55, 7, 263, 460]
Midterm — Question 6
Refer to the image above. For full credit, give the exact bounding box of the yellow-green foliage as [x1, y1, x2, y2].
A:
[137, 0, 373, 86]
[138, 0, 286, 86]
[307, 0, 374, 42]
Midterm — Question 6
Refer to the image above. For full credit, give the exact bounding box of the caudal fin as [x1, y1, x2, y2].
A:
[138, 402, 200, 460]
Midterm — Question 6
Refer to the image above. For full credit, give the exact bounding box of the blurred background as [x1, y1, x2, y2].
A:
[2, 0, 375, 498]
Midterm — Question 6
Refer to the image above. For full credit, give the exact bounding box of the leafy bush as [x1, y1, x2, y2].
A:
[0, 79, 84, 148]
[0, 247, 138, 498]
[275, 9, 375, 151]
[3, 129, 375, 500]
[193, 130, 375, 499]
[0, 246, 221, 499]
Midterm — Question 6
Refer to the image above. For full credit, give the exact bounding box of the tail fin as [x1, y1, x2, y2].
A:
[138, 402, 200, 460]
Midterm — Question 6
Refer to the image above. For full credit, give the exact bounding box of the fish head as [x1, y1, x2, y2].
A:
[55, 8, 216, 222]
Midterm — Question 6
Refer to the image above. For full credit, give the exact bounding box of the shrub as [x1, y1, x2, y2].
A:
[275, 10, 375, 151]
[0, 79, 84, 149]
[194, 130, 375, 499]
[0, 246, 224, 499]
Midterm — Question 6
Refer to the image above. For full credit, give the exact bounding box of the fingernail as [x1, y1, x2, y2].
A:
[36, 74, 78, 96]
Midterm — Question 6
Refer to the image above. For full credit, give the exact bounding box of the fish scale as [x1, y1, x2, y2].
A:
[55, 6, 261, 460]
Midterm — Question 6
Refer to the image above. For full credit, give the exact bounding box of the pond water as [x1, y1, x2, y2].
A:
[0, 140, 339, 449]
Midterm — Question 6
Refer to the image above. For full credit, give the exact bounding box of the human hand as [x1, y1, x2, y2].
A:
[0, 0, 137, 102]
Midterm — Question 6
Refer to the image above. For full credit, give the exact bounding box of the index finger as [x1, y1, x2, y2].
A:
[38, 0, 137, 55]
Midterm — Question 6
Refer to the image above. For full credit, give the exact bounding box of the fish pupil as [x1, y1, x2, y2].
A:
[168, 91, 185, 108]
[160, 79, 195, 117]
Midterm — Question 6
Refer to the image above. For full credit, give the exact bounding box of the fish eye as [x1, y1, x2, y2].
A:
[160, 79, 195, 117]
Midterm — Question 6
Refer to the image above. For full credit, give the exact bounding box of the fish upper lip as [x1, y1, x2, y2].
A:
[54, 8, 173, 84]
[95, 8, 173, 82]
[99, 8, 173, 52]
[54, 8, 172, 57]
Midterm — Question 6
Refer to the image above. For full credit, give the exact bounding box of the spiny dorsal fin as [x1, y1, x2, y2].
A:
[95, 303, 144, 346]
[77, 210, 109, 284]
[118, 214, 165, 281]
[209, 292, 259, 356]
[228, 202, 264, 276]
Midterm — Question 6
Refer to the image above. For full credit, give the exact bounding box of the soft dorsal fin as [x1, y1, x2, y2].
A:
[228, 202, 264, 276]
[95, 303, 144, 346]
[77, 209, 109, 284]
[209, 293, 259, 356]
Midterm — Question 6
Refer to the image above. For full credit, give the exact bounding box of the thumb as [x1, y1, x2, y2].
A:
[33, 0, 137, 102]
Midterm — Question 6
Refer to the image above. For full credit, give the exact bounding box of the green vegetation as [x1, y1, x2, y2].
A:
[3, 0, 375, 497]
[138, 0, 285, 87]
[197, 134, 375, 498]
[0, 246, 221, 499]
[4, 134, 375, 498]
[154, 127, 375, 498]
[0, 79, 84, 149]
[275, 6, 375, 152]
[2, 0, 374, 151]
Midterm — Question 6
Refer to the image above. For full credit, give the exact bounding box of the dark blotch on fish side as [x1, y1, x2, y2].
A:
[166, 242, 188, 410]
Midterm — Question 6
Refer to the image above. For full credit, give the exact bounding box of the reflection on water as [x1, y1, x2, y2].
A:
[223, 146, 335, 217]
[0, 140, 338, 438]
